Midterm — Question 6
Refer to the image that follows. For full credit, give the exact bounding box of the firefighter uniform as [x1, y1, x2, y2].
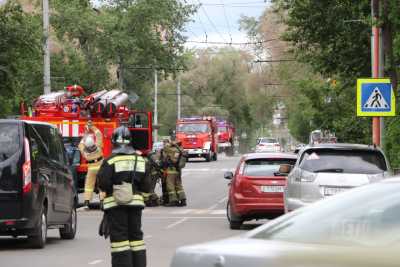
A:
[97, 126, 150, 267]
[161, 143, 186, 206]
[79, 124, 105, 204]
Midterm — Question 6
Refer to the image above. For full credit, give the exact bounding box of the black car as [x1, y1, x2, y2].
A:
[0, 120, 77, 248]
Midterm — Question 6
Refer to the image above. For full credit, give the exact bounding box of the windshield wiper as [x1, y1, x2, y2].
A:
[314, 168, 344, 173]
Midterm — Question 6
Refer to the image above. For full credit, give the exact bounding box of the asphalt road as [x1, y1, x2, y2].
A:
[0, 154, 263, 267]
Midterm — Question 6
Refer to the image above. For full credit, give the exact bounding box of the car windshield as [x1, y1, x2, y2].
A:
[258, 138, 277, 144]
[252, 181, 400, 247]
[299, 149, 387, 174]
[0, 123, 20, 162]
[177, 123, 210, 133]
[243, 158, 296, 176]
[218, 126, 227, 133]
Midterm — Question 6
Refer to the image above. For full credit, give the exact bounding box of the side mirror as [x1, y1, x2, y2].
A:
[224, 171, 234, 180]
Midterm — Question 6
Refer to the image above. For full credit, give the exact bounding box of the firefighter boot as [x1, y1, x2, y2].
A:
[164, 200, 179, 207]
[178, 199, 187, 207]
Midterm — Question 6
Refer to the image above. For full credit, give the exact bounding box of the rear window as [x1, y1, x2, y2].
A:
[218, 126, 227, 132]
[299, 149, 387, 174]
[258, 138, 278, 144]
[243, 158, 297, 176]
[0, 123, 20, 162]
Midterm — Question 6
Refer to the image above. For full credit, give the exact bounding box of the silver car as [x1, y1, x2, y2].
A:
[170, 178, 400, 267]
[285, 143, 390, 212]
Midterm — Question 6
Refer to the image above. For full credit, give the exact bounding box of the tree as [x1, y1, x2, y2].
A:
[0, 1, 42, 117]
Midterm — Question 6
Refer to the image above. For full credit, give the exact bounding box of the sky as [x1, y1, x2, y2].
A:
[0, 0, 269, 48]
[184, 0, 269, 48]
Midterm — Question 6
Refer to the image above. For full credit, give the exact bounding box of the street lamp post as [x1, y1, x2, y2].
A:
[43, 0, 51, 94]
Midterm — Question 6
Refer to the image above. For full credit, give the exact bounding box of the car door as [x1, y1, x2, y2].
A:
[33, 125, 65, 221]
[49, 127, 73, 220]
[55, 132, 75, 217]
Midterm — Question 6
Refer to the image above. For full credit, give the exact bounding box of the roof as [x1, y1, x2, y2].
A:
[303, 143, 381, 151]
[243, 152, 297, 160]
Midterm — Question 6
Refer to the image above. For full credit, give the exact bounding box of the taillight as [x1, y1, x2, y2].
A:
[23, 138, 32, 193]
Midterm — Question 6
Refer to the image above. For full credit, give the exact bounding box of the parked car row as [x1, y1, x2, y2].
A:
[170, 142, 396, 267]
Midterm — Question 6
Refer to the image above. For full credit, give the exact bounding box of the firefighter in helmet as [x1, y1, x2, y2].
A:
[161, 140, 187, 206]
[97, 126, 150, 267]
[78, 120, 105, 209]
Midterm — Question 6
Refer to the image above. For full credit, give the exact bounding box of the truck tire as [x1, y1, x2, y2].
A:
[205, 152, 211, 162]
[59, 207, 77, 240]
[28, 207, 47, 249]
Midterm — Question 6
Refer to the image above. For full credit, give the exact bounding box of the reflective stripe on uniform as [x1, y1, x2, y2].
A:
[108, 155, 146, 173]
[130, 240, 146, 251]
[84, 188, 94, 192]
[103, 195, 145, 210]
[88, 165, 101, 171]
[111, 240, 131, 253]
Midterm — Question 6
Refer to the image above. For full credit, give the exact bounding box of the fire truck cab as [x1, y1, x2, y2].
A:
[216, 119, 235, 155]
[21, 86, 152, 191]
[175, 116, 218, 162]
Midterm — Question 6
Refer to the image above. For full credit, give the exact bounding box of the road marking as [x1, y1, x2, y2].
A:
[165, 217, 188, 229]
[88, 260, 103, 265]
[218, 196, 228, 204]
[210, 210, 226, 215]
[207, 203, 220, 211]
[171, 209, 194, 214]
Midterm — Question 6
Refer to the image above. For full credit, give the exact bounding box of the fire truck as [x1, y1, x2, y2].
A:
[175, 116, 218, 162]
[216, 119, 235, 155]
[20, 85, 153, 191]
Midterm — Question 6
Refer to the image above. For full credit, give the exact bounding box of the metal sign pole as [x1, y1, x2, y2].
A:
[43, 0, 51, 94]
[371, 0, 380, 146]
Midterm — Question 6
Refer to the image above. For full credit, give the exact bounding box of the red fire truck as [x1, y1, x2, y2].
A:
[20, 85, 152, 191]
[175, 116, 218, 162]
[216, 119, 235, 155]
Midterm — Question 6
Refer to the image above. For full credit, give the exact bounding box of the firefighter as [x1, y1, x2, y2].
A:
[144, 149, 163, 207]
[97, 126, 150, 267]
[78, 120, 104, 209]
[161, 140, 187, 207]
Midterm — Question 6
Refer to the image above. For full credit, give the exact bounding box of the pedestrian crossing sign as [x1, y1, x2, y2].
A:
[357, 78, 395, 116]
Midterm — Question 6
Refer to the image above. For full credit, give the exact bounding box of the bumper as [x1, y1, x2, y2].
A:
[232, 193, 285, 217]
[285, 197, 312, 212]
[185, 148, 209, 158]
[218, 142, 231, 148]
[0, 218, 37, 235]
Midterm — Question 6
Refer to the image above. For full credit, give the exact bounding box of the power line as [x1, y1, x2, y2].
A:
[197, 0, 227, 43]
[219, 0, 233, 43]
[254, 59, 296, 63]
[186, 38, 279, 45]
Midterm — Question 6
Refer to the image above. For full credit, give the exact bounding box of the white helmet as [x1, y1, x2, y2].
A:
[84, 135, 95, 148]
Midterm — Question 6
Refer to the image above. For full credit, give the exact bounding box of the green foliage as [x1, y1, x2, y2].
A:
[157, 48, 272, 139]
[0, 1, 42, 117]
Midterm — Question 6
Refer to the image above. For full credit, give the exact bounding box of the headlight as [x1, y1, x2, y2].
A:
[202, 149, 208, 153]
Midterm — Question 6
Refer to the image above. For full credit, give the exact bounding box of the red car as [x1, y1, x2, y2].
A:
[225, 153, 297, 229]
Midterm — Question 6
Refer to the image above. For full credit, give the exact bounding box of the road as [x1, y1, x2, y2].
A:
[0, 154, 263, 267]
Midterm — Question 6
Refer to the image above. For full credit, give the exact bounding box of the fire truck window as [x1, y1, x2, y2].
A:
[129, 113, 148, 128]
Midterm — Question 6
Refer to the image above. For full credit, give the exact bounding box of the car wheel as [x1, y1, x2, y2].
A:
[28, 207, 47, 249]
[60, 207, 77, 240]
[205, 152, 211, 162]
[226, 200, 242, 230]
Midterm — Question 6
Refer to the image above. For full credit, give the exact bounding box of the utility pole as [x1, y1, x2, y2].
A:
[177, 72, 181, 120]
[43, 0, 51, 94]
[153, 68, 158, 142]
[372, 0, 382, 146]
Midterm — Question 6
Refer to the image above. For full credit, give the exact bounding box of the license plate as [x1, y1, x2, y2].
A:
[261, 185, 284, 193]
[323, 187, 348, 196]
